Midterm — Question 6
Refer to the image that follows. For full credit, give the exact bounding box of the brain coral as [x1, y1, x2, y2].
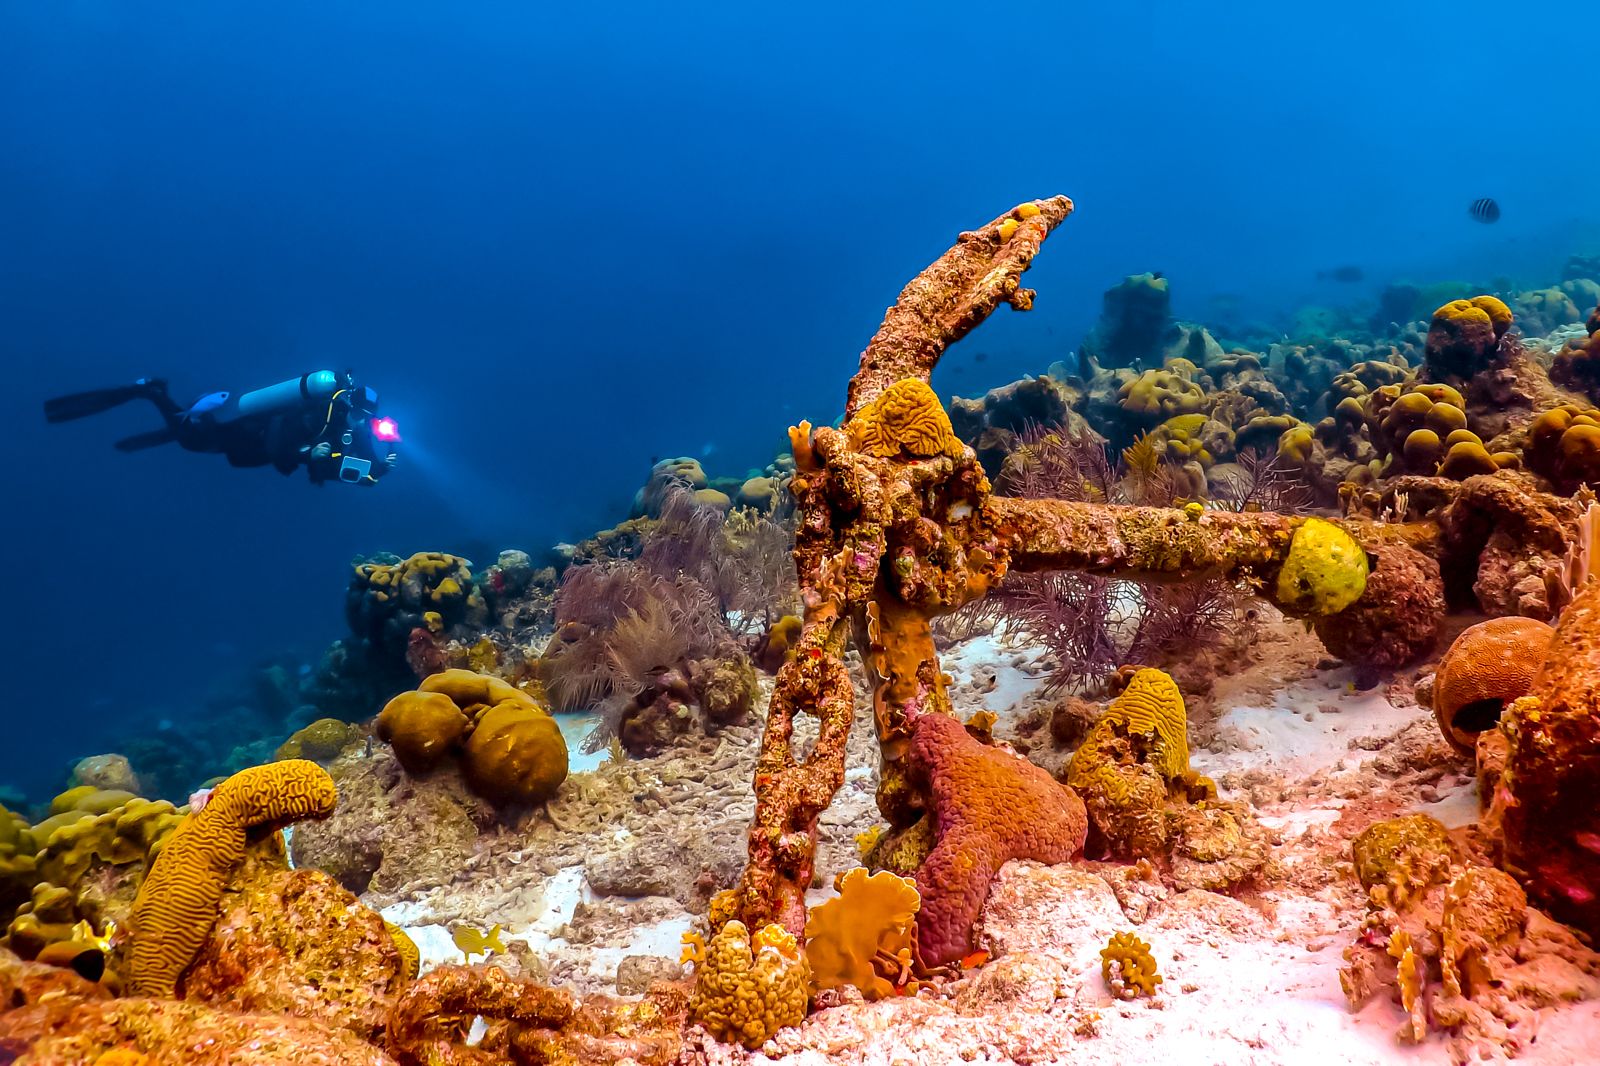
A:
[1424, 296, 1512, 380]
[687, 919, 809, 1049]
[1430, 617, 1552, 754]
[907, 711, 1086, 967]
[846, 378, 966, 460]
[804, 867, 920, 1000]
[1065, 669, 1216, 859]
[126, 760, 337, 998]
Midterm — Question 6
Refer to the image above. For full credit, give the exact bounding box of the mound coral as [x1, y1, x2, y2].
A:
[346, 552, 487, 665]
[125, 759, 337, 998]
[804, 867, 920, 1000]
[375, 691, 470, 773]
[686, 919, 809, 1049]
[1101, 930, 1162, 999]
[1429, 617, 1552, 754]
[1525, 404, 1600, 492]
[1551, 303, 1600, 394]
[1312, 540, 1444, 682]
[375, 670, 567, 807]
[1424, 296, 1513, 380]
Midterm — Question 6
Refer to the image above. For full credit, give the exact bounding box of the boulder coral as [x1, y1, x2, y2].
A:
[1424, 296, 1513, 381]
[374, 669, 568, 807]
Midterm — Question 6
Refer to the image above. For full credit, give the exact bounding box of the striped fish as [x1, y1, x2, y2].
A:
[1469, 197, 1501, 223]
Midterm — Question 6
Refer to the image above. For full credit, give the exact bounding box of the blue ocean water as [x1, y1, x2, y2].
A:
[2, 2, 1595, 798]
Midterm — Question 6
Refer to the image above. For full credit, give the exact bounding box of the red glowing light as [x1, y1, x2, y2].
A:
[371, 417, 402, 443]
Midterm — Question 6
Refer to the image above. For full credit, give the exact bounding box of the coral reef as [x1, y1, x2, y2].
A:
[1341, 813, 1600, 1059]
[1424, 296, 1513, 381]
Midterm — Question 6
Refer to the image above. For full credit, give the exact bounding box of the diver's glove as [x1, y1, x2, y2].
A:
[310, 442, 333, 461]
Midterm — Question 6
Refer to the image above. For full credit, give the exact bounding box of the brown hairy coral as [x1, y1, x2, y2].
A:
[687, 920, 809, 1049]
[1101, 930, 1162, 999]
[803, 867, 920, 1000]
[125, 760, 337, 998]
[845, 377, 966, 460]
[1350, 813, 1457, 909]
[1430, 617, 1552, 754]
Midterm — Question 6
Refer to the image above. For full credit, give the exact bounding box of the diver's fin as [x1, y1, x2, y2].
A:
[113, 427, 177, 452]
[44, 384, 148, 423]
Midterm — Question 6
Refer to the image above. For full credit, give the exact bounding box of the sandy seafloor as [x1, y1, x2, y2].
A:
[330, 613, 1600, 1066]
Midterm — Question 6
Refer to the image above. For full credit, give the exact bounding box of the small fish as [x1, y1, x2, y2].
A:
[973, 351, 989, 363]
[959, 949, 990, 969]
[1469, 197, 1501, 223]
[453, 923, 506, 960]
[1315, 265, 1364, 283]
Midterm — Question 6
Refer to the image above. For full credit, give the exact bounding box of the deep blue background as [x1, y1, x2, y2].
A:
[3, 2, 1596, 796]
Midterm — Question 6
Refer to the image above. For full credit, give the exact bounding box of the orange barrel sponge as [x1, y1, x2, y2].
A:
[907, 712, 1087, 967]
[1424, 296, 1512, 380]
[1431, 617, 1553, 753]
[460, 699, 568, 806]
[375, 690, 471, 774]
[125, 759, 337, 997]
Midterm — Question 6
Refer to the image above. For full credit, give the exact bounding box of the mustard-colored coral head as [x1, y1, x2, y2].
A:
[846, 378, 965, 460]
[1276, 518, 1369, 616]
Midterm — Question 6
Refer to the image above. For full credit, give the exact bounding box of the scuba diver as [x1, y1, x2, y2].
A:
[44, 370, 400, 485]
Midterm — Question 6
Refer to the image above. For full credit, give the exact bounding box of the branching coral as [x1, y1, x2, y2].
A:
[1101, 930, 1162, 999]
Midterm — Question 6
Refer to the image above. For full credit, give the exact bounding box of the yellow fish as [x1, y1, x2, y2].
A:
[452, 923, 506, 960]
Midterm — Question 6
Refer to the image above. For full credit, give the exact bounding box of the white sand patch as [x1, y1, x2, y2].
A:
[1195, 667, 1425, 779]
[1410, 779, 1479, 829]
[557, 713, 607, 773]
[941, 633, 1051, 724]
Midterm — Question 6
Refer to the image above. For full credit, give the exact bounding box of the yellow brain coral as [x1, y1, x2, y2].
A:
[125, 759, 337, 998]
[1275, 518, 1369, 615]
[804, 867, 921, 1000]
[846, 378, 965, 460]
[1065, 668, 1215, 858]
[1101, 930, 1162, 998]
[688, 919, 810, 1049]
